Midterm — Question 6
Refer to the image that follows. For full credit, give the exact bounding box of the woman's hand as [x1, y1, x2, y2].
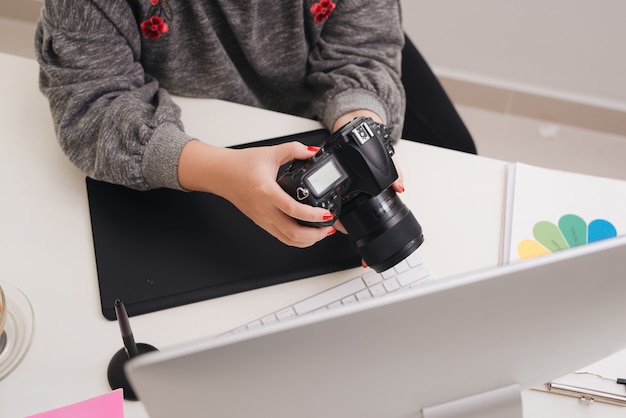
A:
[178, 140, 336, 248]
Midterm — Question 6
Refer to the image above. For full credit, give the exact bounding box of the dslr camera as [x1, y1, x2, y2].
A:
[278, 117, 424, 272]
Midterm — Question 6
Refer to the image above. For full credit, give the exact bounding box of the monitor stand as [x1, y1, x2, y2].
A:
[422, 384, 522, 418]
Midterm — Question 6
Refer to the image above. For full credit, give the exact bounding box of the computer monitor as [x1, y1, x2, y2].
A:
[125, 235, 626, 418]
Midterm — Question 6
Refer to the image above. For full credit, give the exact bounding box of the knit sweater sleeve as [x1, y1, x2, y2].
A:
[35, 0, 191, 191]
[306, 0, 406, 141]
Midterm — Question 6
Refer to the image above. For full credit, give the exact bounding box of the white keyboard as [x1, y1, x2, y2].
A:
[229, 251, 433, 334]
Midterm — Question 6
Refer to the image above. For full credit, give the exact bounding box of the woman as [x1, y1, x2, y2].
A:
[35, 0, 474, 248]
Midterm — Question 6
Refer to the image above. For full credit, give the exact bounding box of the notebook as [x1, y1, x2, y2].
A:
[125, 235, 626, 418]
[86, 129, 362, 320]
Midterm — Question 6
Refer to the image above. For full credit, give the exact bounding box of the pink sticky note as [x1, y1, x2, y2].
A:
[26, 389, 124, 418]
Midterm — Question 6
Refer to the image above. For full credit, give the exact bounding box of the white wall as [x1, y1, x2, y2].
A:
[401, 0, 626, 111]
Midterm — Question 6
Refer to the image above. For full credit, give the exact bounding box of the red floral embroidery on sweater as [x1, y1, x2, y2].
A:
[141, 16, 169, 39]
[140, 0, 172, 39]
[310, 0, 336, 23]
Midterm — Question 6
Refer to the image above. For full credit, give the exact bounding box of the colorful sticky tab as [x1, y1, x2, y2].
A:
[588, 219, 618, 243]
[558, 214, 587, 247]
[517, 239, 551, 260]
[532, 221, 569, 252]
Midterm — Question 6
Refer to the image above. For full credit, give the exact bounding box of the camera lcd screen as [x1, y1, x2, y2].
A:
[306, 158, 346, 196]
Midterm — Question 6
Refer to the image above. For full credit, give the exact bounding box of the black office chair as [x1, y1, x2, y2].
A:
[401, 34, 477, 154]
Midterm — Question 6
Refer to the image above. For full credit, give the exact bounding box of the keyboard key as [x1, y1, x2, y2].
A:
[394, 260, 410, 274]
[406, 252, 423, 268]
[342, 295, 358, 305]
[276, 307, 297, 321]
[381, 268, 396, 279]
[383, 277, 400, 293]
[247, 320, 262, 329]
[328, 301, 343, 310]
[293, 277, 366, 315]
[410, 280, 428, 289]
[312, 307, 328, 315]
[355, 289, 373, 301]
[369, 283, 387, 297]
[363, 272, 383, 287]
[397, 270, 419, 287]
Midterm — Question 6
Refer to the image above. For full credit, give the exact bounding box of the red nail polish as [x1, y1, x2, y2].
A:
[327, 228, 336, 236]
[322, 213, 334, 220]
[307, 146, 320, 152]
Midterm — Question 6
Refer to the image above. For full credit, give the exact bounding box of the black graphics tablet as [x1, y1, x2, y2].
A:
[86, 129, 361, 320]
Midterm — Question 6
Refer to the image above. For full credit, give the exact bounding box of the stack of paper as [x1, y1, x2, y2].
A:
[502, 162, 626, 264]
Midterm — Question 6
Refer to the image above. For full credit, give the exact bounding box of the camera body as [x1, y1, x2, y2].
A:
[278, 117, 397, 227]
[278, 117, 424, 272]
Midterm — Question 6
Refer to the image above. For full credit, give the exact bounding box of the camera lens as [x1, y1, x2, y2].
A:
[339, 188, 424, 273]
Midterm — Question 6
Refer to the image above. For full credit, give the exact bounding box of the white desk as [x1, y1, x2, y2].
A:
[0, 52, 624, 417]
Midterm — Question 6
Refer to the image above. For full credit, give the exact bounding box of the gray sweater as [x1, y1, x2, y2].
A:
[36, 0, 405, 191]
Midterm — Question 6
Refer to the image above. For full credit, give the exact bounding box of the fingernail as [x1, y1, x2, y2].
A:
[397, 182, 405, 193]
[322, 212, 334, 220]
[361, 259, 368, 268]
[307, 146, 321, 152]
[327, 228, 337, 236]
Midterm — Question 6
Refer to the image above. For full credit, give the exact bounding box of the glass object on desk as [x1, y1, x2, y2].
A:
[0, 286, 5, 352]
[0, 281, 35, 380]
